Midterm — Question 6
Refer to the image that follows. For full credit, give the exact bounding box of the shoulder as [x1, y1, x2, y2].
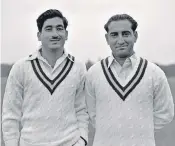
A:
[68, 55, 87, 76]
[142, 59, 167, 84]
[10, 56, 30, 73]
[85, 60, 104, 82]
[73, 58, 86, 70]
[73, 58, 86, 73]
[146, 60, 166, 76]
[87, 60, 102, 75]
[7, 56, 32, 81]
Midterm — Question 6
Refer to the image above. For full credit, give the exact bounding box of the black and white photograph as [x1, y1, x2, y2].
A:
[1, 0, 175, 146]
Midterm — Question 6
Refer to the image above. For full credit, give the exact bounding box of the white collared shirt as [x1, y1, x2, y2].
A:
[27, 49, 74, 74]
[107, 54, 138, 84]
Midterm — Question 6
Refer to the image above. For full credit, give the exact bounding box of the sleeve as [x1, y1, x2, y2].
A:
[84, 69, 96, 129]
[2, 62, 24, 146]
[74, 63, 89, 145]
[153, 67, 174, 130]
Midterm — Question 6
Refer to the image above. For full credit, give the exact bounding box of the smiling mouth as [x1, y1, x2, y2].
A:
[50, 39, 61, 42]
[116, 46, 127, 50]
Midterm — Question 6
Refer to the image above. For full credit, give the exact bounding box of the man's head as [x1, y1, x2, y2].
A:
[104, 14, 138, 58]
[36, 9, 68, 51]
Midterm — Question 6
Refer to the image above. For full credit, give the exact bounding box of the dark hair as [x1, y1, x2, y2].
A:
[36, 9, 68, 32]
[104, 14, 138, 32]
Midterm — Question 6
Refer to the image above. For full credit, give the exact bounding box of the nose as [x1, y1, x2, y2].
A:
[117, 35, 125, 45]
[52, 28, 59, 37]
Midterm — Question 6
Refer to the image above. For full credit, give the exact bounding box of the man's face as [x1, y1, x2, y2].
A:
[37, 17, 68, 51]
[105, 20, 137, 58]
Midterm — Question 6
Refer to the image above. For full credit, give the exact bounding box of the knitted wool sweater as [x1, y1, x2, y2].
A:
[85, 56, 174, 146]
[2, 51, 89, 146]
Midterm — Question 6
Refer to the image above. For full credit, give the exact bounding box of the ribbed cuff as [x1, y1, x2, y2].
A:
[5, 139, 19, 146]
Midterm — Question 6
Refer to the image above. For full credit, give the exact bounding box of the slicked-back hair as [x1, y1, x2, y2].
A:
[104, 14, 138, 32]
[36, 9, 68, 32]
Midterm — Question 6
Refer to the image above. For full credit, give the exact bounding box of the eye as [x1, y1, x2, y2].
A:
[57, 27, 64, 31]
[45, 27, 52, 31]
[110, 32, 118, 37]
[123, 31, 131, 37]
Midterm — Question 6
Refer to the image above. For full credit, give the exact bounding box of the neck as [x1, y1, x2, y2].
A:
[112, 52, 134, 66]
[114, 56, 126, 66]
[41, 47, 64, 68]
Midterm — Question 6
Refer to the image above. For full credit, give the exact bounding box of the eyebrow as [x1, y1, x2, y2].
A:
[110, 32, 118, 35]
[56, 25, 64, 28]
[122, 31, 131, 33]
[44, 25, 64, 28]
[44, 25, 52, 29]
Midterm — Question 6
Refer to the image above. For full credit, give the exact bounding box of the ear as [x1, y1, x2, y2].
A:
[105, 33, 109, 45]
[65, 30, 68, 40]
[134, 31, 138, 42]
[37, 32, 41, 41]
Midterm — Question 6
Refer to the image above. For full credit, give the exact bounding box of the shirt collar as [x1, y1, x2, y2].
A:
[107, 53, 138, 68]
[27, 48, 74, 62]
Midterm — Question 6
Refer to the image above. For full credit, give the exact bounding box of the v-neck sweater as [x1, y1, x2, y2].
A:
[2, 51, 89, 146]
[85, 56, 174, 146]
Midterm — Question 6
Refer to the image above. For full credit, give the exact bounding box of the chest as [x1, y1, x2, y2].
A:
[23, 63, 79, 99]
[95, 68, 154, 106]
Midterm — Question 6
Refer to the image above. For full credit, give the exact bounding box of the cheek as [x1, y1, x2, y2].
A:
[41, 34, 50, 41]
[125, 38, 135, 45]
[61, 33, 67, 40]
[108, 39, 116, 46]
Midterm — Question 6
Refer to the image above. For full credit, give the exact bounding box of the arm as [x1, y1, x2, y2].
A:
[153, 68, 174, 130]
[74, 63, 89, 145]
[84, 70, 96, 129]
[2, 63, 23, 146]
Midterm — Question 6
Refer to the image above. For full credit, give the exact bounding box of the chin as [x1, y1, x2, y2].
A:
[49, 47, 58, 51]
[117, 52, 131, 58]
[49, 45, 62, 50]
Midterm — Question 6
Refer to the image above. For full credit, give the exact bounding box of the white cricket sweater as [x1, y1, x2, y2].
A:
[2, 50, 89, 146]
[85, 55, 174, 146]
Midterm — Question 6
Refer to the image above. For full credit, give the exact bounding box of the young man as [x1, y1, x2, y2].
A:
[85, 14, 174, 146]
[2, 9, 89, 146]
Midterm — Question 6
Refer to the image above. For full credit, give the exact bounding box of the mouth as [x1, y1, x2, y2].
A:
[50, 39, 61, 42]
[116, 46, 128, 50]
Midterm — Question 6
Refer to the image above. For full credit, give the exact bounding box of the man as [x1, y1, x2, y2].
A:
[2, 9, 89, 146]
[85, 14, 174, 146]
